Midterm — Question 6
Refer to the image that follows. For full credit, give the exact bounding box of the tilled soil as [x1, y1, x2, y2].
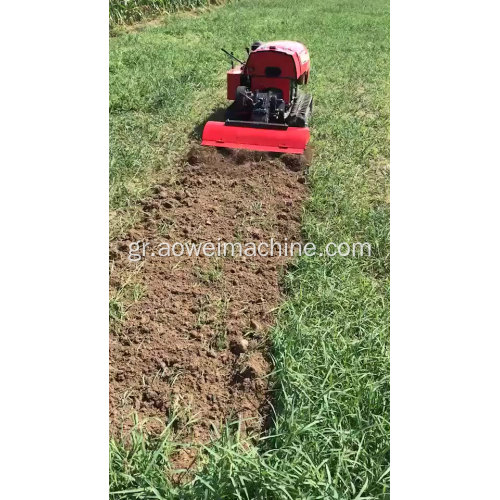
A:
[109, 146, 308, 470]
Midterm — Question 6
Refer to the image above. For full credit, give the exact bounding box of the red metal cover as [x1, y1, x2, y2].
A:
[226, 65, 243, 100]
[247, 41, 310, 80]
[201, 121, 310, 154]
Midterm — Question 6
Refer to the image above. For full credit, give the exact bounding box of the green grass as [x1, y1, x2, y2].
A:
[109, 0, 389, 497]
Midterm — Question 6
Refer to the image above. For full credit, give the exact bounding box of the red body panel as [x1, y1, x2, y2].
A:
[250, 76, 291, 102]
[224, 41, 311, 104]
[202, 121, 310, 154]
[247, 41, 310, 81]
[246, 50, 297, 79]
[227, 65, 243, 100]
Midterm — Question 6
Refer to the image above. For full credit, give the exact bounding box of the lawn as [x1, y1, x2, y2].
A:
[109, 0, 390, 497]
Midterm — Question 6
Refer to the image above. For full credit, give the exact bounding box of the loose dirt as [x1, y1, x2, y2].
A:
[109, 145, 309, 470]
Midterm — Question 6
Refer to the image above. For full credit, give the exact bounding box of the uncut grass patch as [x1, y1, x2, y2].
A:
[109, 0, 389, 497]
[109, 0, 226, 26]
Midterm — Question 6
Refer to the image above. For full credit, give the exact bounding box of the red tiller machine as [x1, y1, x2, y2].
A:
[201, 41, 313, 154]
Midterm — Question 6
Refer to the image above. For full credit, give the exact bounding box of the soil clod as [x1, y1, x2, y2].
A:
[230, 337, 249, 355]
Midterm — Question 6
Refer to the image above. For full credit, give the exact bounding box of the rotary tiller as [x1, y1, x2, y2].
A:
[201, 40, 313, 154]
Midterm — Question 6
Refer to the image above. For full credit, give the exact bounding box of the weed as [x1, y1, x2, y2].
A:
[110, 269, 147, 327]
[158, 218, 174, 236]
[210, 296, 229, 350]
[109, 299, 126, 322]
[195, 259, 223, 284]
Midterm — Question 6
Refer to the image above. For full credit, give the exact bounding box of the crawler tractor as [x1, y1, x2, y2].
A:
[201, 41, 313, 154]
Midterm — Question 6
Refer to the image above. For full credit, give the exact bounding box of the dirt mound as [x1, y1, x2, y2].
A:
[109, 145, 308, 470]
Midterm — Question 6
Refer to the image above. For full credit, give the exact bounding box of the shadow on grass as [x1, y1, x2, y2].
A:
[190, 106, 227, 140]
